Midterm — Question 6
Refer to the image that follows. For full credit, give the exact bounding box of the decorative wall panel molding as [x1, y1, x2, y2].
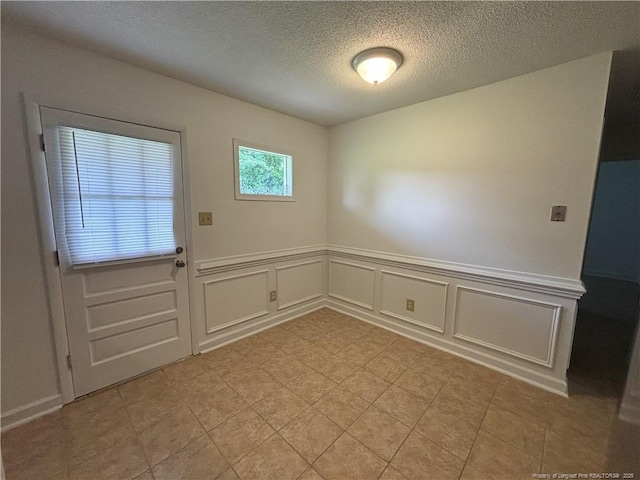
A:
[276, 260, 324, 310]
[196, 245, 326, 275]
[203, 270, 270, 333]
[327, 245, 585, 299]
[452, 286, 561, 367]
[379, 270, 448, 333]
[328, 260, 375, 310]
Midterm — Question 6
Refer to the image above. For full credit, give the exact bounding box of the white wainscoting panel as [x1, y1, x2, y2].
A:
[453, 286, 561, 367]
[203, 270, 269, 333]
[276, 260, 323, 310]
[328, 260, 375, 310]
[379, 270, 448, 333]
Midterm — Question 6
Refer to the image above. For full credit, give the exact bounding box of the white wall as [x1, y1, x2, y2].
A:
[583, 160, 640, 283]
[1, 27, 328, 415]
[327, 54, 612, 280]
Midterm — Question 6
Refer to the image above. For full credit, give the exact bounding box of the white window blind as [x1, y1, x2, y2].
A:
[55, 126, 176, 265]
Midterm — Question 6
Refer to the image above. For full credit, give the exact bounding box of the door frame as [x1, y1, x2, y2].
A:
[23, 94, 198, 403]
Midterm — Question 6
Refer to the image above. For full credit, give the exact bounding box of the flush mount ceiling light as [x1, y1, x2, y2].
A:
[352, 47, 403, 85]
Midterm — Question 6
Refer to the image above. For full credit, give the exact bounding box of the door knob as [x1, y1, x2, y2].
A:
[175, 259, 186, 268]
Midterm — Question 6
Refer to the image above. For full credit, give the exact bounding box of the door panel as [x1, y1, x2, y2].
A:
[40, 107, 192, 397]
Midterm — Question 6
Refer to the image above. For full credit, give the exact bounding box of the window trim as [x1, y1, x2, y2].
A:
[233, 138, 295, 202]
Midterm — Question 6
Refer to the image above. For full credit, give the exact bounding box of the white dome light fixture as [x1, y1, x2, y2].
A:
[352, 47, 403, 85]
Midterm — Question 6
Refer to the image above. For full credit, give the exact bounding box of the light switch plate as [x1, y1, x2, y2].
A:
[550, 206, 567, 222]
[198, 212, 213, 226]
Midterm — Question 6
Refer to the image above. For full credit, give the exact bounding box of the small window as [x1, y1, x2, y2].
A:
[233, 139, 293, 201]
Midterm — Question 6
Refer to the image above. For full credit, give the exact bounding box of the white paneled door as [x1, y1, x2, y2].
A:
[40, 107, 192, 397]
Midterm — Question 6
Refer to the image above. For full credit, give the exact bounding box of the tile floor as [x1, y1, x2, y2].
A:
[2, 308, 635, 480]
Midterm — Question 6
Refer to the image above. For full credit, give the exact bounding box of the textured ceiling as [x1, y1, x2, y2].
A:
[2, 1, 639, 126]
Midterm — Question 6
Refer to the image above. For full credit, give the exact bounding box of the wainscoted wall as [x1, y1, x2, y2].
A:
[192, 247, 327, 353]
[325, 246, 584, 395]
[193, 244, 584, 395]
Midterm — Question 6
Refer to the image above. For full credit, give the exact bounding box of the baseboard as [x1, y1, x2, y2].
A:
[1, 394, 63, 432]
[326, 300, 568, 396]
[199, 299, 326, 353]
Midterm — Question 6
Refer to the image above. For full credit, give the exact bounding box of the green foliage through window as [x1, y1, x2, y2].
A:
[237, 144, 292, 197]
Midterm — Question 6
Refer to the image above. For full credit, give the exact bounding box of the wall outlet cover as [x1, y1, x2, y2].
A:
[406, 299, 415, 312]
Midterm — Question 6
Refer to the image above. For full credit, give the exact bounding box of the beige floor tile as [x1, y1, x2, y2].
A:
[163, 356, 212, 387]
[279, 408, 343, 463]
[374, 385, 430, 427]
[542, 428, 608, 472]
[313, 330, 353, 353]
[190, 384, 249, 431]
[2, 411, 65, 469]
[234, 434, 309, 480]
[151, 435, 230, 480]
[312, 355, 361, 383]
[298, 467, 325, 480]
[68, 436, 148, 480]
[126, 388, 185, 433]
[3, 423, 68, 480]
[446, 370, 500, 402]
[491, 377, 552, 424]
[291, 344, 329, 366]
[118, 371, 175, 404]
[313, 385, 369, 429]
[66, 406, 136, 465]
[279, 335, 315, 355]
[133, 471, 155, 480]
[467, 431, 540, 478]
[209, 409, 275, 464]
[204, 347, 246, 377]
[261, 354, 312, 384]
[253, 387, 309, 430]
[390, 431, 464, 480]
[407, 355, 456, 383]
[219, 468, 241, 479]
[338, 343, 378, 366]
[224, 368, 282, 405]
[138, 406, 206, 466]
[178, 370, 229, 414]
[314, 432, 386, 480]
[248, 340, 284, 362]
[286, 369, 337, 404]
[341, 368, 390, 403]
[414, 405, 479, 461]
[232, 336, 274, 357]
[348, 406, 411, 461]
[379, 343, 423, 366]
[296, 325, 329, 343]
[546, 392, 616, 441]
[220, 357, 264, 380]
[364, 355, 407, 382]
[379, 465, 408, 480]
[480, 404, 545, 459]
[394, 369, 445, 403]
[64, 388, 126, 427]
[459, 464, 492, 480]
[257, 325, 298, 347]
[431, 383, 489, 427]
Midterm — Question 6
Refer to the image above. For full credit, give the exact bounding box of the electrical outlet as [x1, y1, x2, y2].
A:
[198, 212, 213, 226]
[270, 290, 277, 302]
[406, 299, 415, 312]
